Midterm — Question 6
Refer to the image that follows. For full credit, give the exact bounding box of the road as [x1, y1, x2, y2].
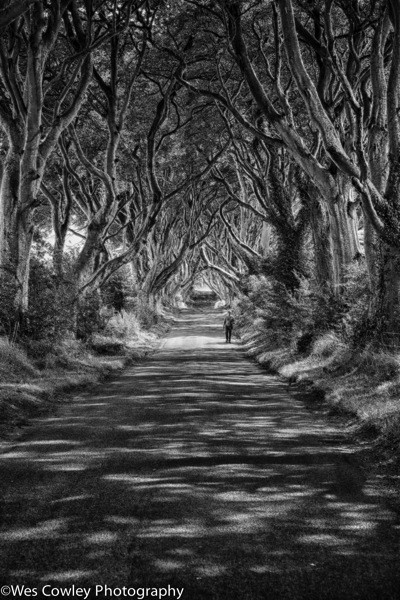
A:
[0, 310, 399, 600]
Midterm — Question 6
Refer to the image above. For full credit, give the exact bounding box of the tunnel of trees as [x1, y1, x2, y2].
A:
[0, 0, 399, 350]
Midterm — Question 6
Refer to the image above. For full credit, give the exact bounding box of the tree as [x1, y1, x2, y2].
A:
[0, 0, 40, 29]
[0, 0, 93, 321]
[173, 0, 400, 338]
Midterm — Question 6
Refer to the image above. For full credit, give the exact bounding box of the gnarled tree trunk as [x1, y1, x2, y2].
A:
[0, 145, 34, 319]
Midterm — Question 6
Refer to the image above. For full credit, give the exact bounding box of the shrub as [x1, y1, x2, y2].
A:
[76, 291, 105, 341]
[105, 310, 140, 339]
[101, 266, 137, 313]
[338, 262, 372, 346]
[235, 275, 309, 348]
[135, 297, 159, 328]
[25, 339, 54, 362]
[26, 256, 75, 340]
[235, 261, 373, 356]
[311, 331, 345, 359]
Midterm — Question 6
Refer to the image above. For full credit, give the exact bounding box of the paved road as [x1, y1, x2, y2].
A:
[0, 311, 399, 600]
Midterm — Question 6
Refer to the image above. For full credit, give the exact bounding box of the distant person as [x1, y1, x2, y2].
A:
[223, 310, 235, 343]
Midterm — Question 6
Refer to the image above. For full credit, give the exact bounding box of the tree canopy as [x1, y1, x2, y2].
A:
[0, 0, 399, 344]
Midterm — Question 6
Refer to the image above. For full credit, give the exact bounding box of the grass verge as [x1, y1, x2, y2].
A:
[0, 311, 170, 440]
[239, 327, 400, 507]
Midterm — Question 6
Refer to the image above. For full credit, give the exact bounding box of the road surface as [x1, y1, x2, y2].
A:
[0, 311, 399, 599]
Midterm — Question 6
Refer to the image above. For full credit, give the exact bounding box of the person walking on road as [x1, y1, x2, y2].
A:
[223, 310, 235, 343]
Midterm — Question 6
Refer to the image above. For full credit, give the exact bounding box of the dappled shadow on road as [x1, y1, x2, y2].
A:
[0, 312, 399, 599]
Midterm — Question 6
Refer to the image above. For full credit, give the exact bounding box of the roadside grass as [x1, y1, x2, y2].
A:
[239, 323, 400, 471]
[0, 311, 168, 439]
[0, 338, 39, 382]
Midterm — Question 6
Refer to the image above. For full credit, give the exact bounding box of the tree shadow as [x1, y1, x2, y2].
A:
[0, 313, 399, 599]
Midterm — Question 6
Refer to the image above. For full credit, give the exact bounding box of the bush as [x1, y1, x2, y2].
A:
[311, 331, 345, 359]
[26, 256, 75, 341]
[25, 339, 54, 362]
[135, 297, 159, 329]
[105, 310, 140, 339]
[338, 262, 372, 346]
[235, 261, 373, 356]
[235, 274, 312, 349]
[101, 267, 137, 313]
[76, 291, 105, 341]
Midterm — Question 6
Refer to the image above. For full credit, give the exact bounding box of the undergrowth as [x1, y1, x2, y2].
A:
[0, 309, 167, 439]
[234, 263, 400, 474]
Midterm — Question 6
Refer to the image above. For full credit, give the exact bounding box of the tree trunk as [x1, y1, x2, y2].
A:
[271, 222, 307, 291]
[260, 222, 272, 257]
[378, 245, 400, 341]
[0, 148, 35, 319]
[327, 194, 361, 290]
[309, 194, 335, 289]
[364, 217, 379, 292]
[53, 239, 66, 282]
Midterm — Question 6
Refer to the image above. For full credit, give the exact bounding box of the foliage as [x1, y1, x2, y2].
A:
[105, 310, 140, 340]
[355, 349, 400, 382]
[234, 275, 298, 349]
[25, 255, 75, 342]
[0, 0, 398, 351]
[20, 242, 161, 346]
[338, 262, 373, 347]
[101, 267, 137, 314]
[235, 261, 373, 354]
[0, 338, 39, 382]
[0, 273, 19, 341]
[76, 291, 105, 342]
[311, 332, 345, 360]
[134, 297, 160, 329]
